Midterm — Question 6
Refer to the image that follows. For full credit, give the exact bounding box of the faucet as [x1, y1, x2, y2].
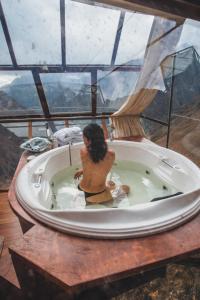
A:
[109, 124, 115, 141]
[68, 139, 73, 166]
[45, 123, 53, 141]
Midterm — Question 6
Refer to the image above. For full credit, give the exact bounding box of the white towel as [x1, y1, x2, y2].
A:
[53, 127, 83, 145]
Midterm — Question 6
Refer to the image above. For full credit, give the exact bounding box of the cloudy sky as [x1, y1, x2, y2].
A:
[0, 0, 200, 89]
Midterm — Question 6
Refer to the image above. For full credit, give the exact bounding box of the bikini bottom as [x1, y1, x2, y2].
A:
[78, 184, 112, 204]
[78, 184, 105, 198]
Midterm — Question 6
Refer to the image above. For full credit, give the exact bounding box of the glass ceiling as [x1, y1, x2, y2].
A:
[1, 0, 61, 65]
[0, 0, 200, 119]
[115, 12, 154, 65]
[0, 70, 43, 116]
[40, 72, 91, 113]
[0, 23, 12, 65]
[65, 0, 120, 64]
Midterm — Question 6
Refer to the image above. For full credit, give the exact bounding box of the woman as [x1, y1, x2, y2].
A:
[74, 123, 115, 203]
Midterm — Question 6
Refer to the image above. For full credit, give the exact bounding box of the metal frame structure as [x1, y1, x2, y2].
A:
[0, 0, 199, 149]
[0, 0, 142, 121]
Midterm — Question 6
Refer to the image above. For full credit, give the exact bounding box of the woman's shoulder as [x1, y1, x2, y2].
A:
[80, 147, 88, 158]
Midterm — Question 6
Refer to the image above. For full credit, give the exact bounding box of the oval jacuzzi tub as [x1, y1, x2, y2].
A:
[16, 141, 200, 239]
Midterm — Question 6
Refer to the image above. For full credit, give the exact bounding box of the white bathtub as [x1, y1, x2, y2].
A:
[16, 141, 200, 239]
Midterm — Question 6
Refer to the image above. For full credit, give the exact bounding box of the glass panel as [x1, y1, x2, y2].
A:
[142, 55, 174, 123]
[0, 71, 43, 116]
[168, 46, 200, 167]
[1, 0, 61, 64]
[53, 121, 66, 131]
[176, 19, 200, 55]
[0, 24, 12, 65]
[141, 118, 168, 147]
[32, 121, 66, 137]
[40, 73, 91, 113]
[32, 121, 47, 137]
[115, 12, 154, 65]
[0, 123, 24, 189]
[142, 92, 170, 124]
[65, 0, 120, 64]
[69, 118, 102, 130]
[97, 70, 140, 113]
[169, 117, 200, 167]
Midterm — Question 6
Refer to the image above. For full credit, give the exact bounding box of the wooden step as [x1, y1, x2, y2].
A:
[0, 192, 23, 290]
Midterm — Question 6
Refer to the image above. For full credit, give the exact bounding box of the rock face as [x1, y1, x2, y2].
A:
[0, 91, 26, 115]
[112, 262, 200, 300]
[0, 124, 23, 189]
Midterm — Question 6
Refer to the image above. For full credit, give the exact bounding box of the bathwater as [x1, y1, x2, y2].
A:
[50, 160, 178, 210]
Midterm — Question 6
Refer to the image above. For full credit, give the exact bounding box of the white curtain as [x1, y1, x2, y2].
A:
[111, 17, 184, 138]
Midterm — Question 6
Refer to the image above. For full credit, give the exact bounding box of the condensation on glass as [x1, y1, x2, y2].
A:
[0, 122, 25, 189]
[0, 71, 43, 116]
[115, 12, 154, 65]
[1, 0, 61, 64]
[0, 24, 12, 65]
[97, 70, 140, 113]
[40, 72, 91, 113]
[65, 0, 120, 64]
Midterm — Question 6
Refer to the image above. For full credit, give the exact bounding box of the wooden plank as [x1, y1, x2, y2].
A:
[9, 214, 200, 291]
[101, 117, 109, 139]
[8, 152, 37, 227]
[0, 193, 23, 252]
[28, 121, 32, 139]
[96, 0, 200, 21]
[64, 120, 69, 127]
[0, 249, 21, 289]
[0, 192, 23, 288]
[0, 236, 4, 257]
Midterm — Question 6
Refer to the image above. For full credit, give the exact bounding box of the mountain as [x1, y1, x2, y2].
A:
[2, 74, 41, 110]
[0, 48, 199, 118]
[0, 90, 26, 115]
[0, 124, 23, 189]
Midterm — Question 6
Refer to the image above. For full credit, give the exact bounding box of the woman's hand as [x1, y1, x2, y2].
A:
[74, 169, 83, 180]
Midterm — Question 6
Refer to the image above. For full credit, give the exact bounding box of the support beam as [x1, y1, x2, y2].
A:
[32, 70, 50, 118]
[0, 65, 142, 72]
[60, 0, 66, 67]
[111, 11, 125, 65]
[166, 54, 176, 148]
[95, 0, 200, 21]
[91, 70, 97, 116]
[0, 113, 113, 123]
[0, 1, 17, 67]
[28, 121, 32, 138]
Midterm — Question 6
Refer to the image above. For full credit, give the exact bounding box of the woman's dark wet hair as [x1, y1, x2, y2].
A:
[83, 123, 107, 163]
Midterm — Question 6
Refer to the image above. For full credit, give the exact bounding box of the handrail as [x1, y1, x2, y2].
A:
[0, 113, 113, 123]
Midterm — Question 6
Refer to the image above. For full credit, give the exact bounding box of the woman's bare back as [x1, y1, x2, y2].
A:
[79, 147, 115, 193]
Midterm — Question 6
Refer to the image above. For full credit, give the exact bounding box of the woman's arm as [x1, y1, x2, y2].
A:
[74, 169, 83, 179]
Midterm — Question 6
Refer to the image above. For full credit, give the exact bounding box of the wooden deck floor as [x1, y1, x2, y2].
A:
[0, 192, 23, 298]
